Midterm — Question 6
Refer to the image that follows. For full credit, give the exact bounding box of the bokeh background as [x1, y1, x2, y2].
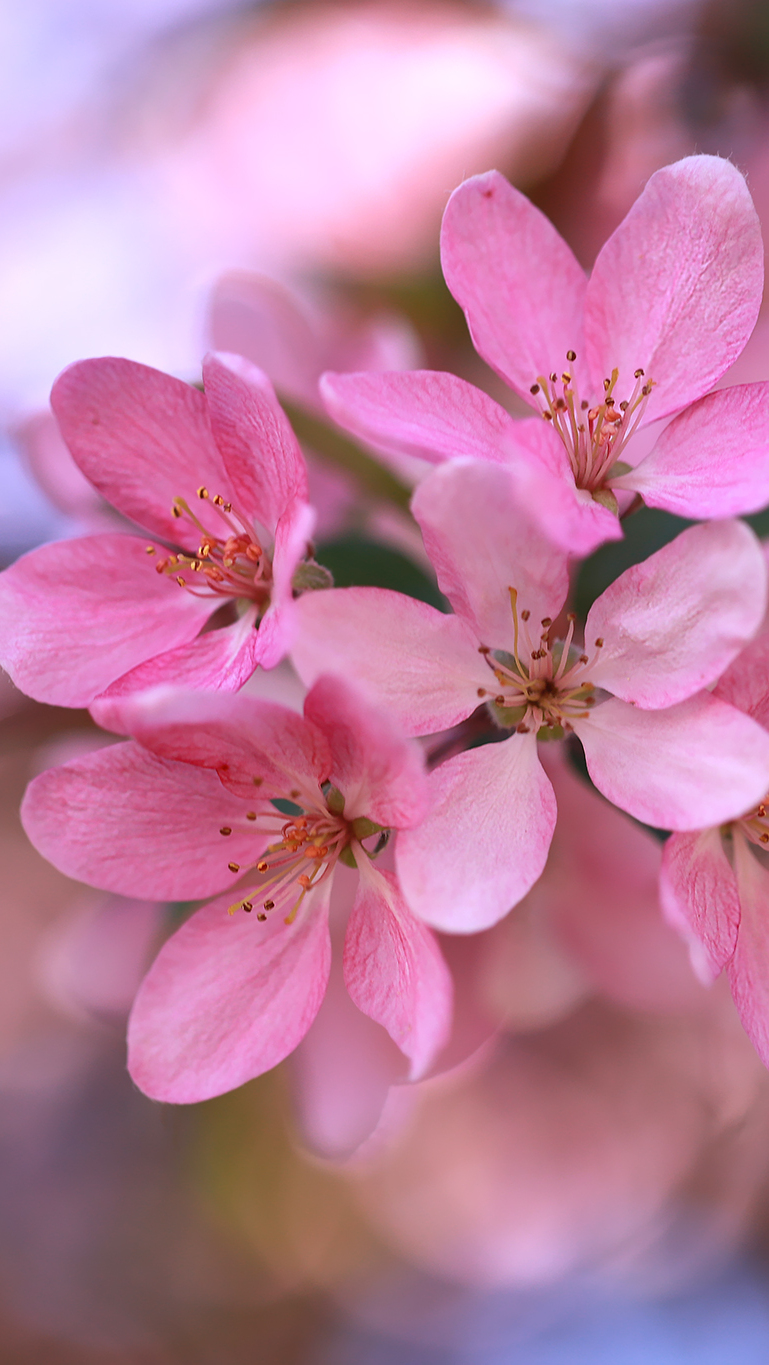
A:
[5, 0, 769, 1359]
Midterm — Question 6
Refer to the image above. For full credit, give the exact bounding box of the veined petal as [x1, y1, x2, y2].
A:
[90, 688, 331, 800]
[411, 459, 569, 648]
[0, 533, 212, 707]
[304, 675, 428, 829]
[50, 358, 234, 550]
[501, 419, 623, 557]
[344, 860, 453, 1080]
[202, 352, 308, 530]
[21, 742, 258, 900]
[585, 156, 763, 424]
[257, 498, 316, 669]
[616, 384, 769, 518]
[574, 694, 769, 830]
[586, 521, 768, 707]
[660, 829, 740, 982]
[714, 620, 769, 730]
[292, 587, 488, 736]
[396, 734, 556, 932]
[728, 833, 769, 1069]
[440, 170, 588, 403]
[320, 370, 514, 465]
[128, 885, 332, 1102]
[92, 607, 263, 700]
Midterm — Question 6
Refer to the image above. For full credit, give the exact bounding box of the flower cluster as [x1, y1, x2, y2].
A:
[9, 153, 769, 1119]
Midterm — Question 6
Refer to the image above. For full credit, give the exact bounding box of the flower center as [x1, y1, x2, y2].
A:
[530, 350, 654, 499]
[218, 782, 387, 921]
[475, 588, 603, 738]
[146, 487, 273, 611]
[737, 798, 769, 849]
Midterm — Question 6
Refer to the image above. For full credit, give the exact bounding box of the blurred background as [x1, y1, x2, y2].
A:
[5, 0, 769, 1359]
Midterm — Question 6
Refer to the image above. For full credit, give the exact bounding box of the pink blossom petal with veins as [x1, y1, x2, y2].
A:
[344, 861, 453, 1080]
[440, 169, 588, 403]
[50, 358, 235, 551]
[574, 694, 769, 831]
[21, 741, 257, 900]
[90, 687, 331, 801]
[585, 520, 768, 708]
[412, 459, 569, 649]
[585, 156, 763, 425]
[500, 418, 623, 556]
[128, 885, 332, 1103]
[292, 586, 488, 736]
[0, 533, 213, 707]
[258, 497, 316, 670]
[305, 675, 428, 829]
[202, 352, 308, 530]
[660, 829, 741, 982]
[396, 733, 557, 932]
[727, 834, 769, 1069]
[714, 619, 769, 730]
[93, 606, 263, 700]
[615, 384, 769, 518]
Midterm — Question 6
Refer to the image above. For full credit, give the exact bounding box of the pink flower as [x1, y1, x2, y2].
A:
[321, 156, 769, 555]
[293, 459, 769, 930]
[21, 678, 452, 1103]
[661, 596, 769, 1068]
[0, 352, 315, 707]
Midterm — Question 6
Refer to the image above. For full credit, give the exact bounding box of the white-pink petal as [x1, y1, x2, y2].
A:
[660, 829, 741, 982]
[727, 834, 769, 1069]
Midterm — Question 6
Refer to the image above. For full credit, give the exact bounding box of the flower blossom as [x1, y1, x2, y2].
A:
[21, 677, 452, 1103]
[661, 590, 769, 1069]
[0, 352, 317, 707]
[292, 459, 769, 930]
[320, 155, 769, 555]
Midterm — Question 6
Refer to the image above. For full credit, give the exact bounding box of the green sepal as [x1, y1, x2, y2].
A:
[351, 816, 383, 840]
[292, 559, 334, 594]
[537, 723, 565, 742]
[592, 487, 619, 516]
[338, 845, 358, 869]
[321, 781, 345, 815]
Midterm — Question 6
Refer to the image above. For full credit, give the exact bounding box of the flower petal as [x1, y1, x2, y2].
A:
[21, 742, 258, 899]
[320, 369, 514, 464]
[304, 675, 428, 828]
[50, 358, 234, 549]
[344, 860, 453, 1080]
[660, 829, 740, 982]
[585, 520, 768, 708]
[292, 587, 488, 736]
[93, 607, 265, 700]
[396, 734, 557, 932]
[501, 419, 623, 556]
[616, 383, 769, 518]
[257, 498, 316, 670]
[202, 352, 309, 530]
[714, 620, 769, 729]
[585, 156, 763, 424]
[411, 459, 569, 647]
[440, 170, 588, 402]
[727, 834, 769, 1069]
[128, 885, 332, 1102]
[574, 694, 769, 830]
[0, 534, 213, 707]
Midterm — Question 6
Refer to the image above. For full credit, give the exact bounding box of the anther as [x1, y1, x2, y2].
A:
[634, 368, 644, 378]
[603, 377, 611, 391]
[213, 494, 224, 505]
[495, 694, 505, 705]
[477, 688, 487, 697]
[566, 350, 576, 362]
[478, 645, 490, 654]
[290, 789, 300, 799]
[246, 811, 257, 821]
[541, 617, 552, 628]
[561, 373, 571, 384]
[228, 862, 240, 873]
[253, 777, 263, 786]
[566, 612, 576, 622]
[242, 901, 253, 913]
[620, 400, 629, 411]
[521, 610, 530, 621]
[263, 900, 275, 911]
[761, 834, 769, 844]
[581, 400, 589, 410]
[176, 575, 185, 586]
[256, 912, 267, 921]
[197, 486, 209, 499]
[516, 723, 530, 733]
[257, 861, 268, 872]
[219, 827, 232, 836]
[578, 653, 589, 664]
[145, 545, 155, 554]
[595, 637, 604, 648]
[530, 383, 540, 395]
[171, 505, 182, 518]
[550, 372, 557, 383]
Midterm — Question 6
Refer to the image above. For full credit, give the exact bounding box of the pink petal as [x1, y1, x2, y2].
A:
[396, 734, 557, 932]
[411, 459, 569, 648]
[0, 534, 212, 707]
[304, 675, 428, 829]
[320, 370, 514, 465]
[257, 498, 317, 670]
[660, 829, 740, 982]
[21, 741, 259, 900]
[501, 418, 623, 556]
[440, 170, 588, 403]
[344, 860, 453, 1080]
[50, 358, 234, 550]
[128, 885, 332, 1102]
[90, 687, 330, 802]
[585, 157, 763, 424]
[585, 520, 768, 708]
[92, 608, 264, 699]
[727, 834, 769, 1068]
[714, 620, 769, 730]
[574, 693, 769, 830]
[292, 587, 488, 736]
[202, 352, 308, 530]
[617, 384, 769, 518]
[540, 752, 703, 1012]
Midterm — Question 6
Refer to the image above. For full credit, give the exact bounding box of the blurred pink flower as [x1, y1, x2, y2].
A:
[294, 459, 769, 929]
[322, 155, 769, 554]
[22, 677, 452, 1102]
[0, 353, 315, 706]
